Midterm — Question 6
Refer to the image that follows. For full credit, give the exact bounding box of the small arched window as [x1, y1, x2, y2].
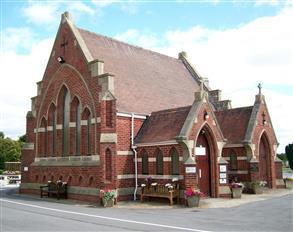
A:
[171, 148, 179, 175]
[156, 149, 164, 175]
[230, 151, 238, 171]
[142, 151, 149, 175]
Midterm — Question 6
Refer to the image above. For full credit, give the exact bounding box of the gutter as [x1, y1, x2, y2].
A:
[131, 113, 138, 200]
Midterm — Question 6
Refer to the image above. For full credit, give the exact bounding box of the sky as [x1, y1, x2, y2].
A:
[0, 0, 292, 153]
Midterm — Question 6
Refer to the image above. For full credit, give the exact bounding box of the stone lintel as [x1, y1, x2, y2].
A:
[100, 133, 117, 143]
[22, 143, 34, 150]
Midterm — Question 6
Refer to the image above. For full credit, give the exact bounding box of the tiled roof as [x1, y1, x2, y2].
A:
[78, 28, 199, 114]
[215, 106, 253, 144]
[135, 106, 191, 143]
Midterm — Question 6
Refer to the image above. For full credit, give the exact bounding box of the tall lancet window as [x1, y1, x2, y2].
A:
[76, 101, 81, 155]
[156, 149, 163, 175]
[62, 88, 70, 156]
[171, 148, 179, 175]
[40, 118, 47, 157]
[81, 108, 91, 155]
[48, 103, 57, 157]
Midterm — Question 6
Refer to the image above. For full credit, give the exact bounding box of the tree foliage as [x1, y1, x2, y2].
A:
[0, 132, 22, 170]
[285, 143, 293, 170]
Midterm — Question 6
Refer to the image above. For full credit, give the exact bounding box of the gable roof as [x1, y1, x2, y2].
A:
[215, 106, 253, 144]
[78, 28, 200, 114]
[135, 106, 191, 144]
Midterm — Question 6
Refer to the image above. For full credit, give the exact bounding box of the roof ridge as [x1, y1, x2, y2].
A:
[216, 105, 253, 112]
[78, 27, 181, 62]
[151, 105, 192, 115]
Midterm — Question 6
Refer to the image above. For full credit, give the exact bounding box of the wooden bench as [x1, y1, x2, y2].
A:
[40, 181, 67, 200]
[140, 183, 179, 205]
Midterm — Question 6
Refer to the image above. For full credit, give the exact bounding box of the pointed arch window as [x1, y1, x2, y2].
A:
[142, 151, 149, 175]
[70, 97, 81, 156]
[105, 148, 112, 181]
[39, 118, 47, 157]
[48, 104, 57, 157]
[156, 149, 163, 175]
[87, 113, 91, 155]
[81, 108, 91, 155]
[171, 148, 179, 175]
[230, 151, 238, 171]
[62, 88, 70, 156]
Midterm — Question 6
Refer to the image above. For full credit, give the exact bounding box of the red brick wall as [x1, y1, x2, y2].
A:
[222, 147, 250, 182]
[251, 102, 278, 188]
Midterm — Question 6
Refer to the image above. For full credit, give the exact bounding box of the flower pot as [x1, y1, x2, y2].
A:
[231, 188, 242, 198]
[187, 195, 200, 207]
[102, 198, 114, 207]
[285, 179, 293, 189]
[252, 185, 263, 194]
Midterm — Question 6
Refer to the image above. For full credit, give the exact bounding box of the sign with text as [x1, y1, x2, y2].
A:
[195, 147, 206, 156]
[220, 178, 227, 184]
[185, 167, 196, 173]
[219, 165, 227, 172]
[220, 173, 227, 179]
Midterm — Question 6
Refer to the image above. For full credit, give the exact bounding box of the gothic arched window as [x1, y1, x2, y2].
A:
[171, 148, 179, 175]
[156, 149, 163, 175]
[142, 151, 149, 175]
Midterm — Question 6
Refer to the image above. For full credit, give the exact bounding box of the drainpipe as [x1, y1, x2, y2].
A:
[131, 113, 138, 200]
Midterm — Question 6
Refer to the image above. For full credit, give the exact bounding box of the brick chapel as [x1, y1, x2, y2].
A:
[20, 12, 283, 203]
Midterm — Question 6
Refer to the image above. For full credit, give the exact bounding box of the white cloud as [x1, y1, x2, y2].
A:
[1, 27, 37, 53]
[254, 0, 279, 6]
[116, 7, 293, 153]
[23, 2, 59, 25]
[91, 0, 116, 8]
[0, 34, 54, 139]
[120, 2, 139, 14]
[68, 1, 95, 15]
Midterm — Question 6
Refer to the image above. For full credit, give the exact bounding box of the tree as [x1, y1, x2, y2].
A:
[0, 132, 22, 170]
[285, 143, 293, 170]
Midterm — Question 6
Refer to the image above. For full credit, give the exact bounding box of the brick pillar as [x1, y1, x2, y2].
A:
[183, 157, 197, 189]
[274, 157, 285, 188]
[218, 157, 230, 197]
[249, 158, 260, 182]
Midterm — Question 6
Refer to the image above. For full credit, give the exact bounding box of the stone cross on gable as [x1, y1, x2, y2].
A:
[258, 83, 262, 95]
[60, 37, 68, 56]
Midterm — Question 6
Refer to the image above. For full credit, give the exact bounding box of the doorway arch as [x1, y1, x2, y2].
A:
[195, 124, 218, 197]
[258, 132, 272, 187]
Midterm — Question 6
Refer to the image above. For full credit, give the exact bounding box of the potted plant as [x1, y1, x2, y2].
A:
[244, 181, 266, 194]
[284, 177, 293, 189]
[184, 188, 204, 207]
[100, 189, 116, 207]
[230, 182, 243, 198]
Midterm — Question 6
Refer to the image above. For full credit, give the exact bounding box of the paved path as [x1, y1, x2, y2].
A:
[1, 186, 292, 231]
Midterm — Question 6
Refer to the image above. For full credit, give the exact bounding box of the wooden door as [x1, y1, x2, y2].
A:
[196, 132, 211, 196]
[259, 137, 268, 182]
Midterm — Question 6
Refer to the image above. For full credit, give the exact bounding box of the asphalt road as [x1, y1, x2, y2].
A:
[0, 186, 292, 232]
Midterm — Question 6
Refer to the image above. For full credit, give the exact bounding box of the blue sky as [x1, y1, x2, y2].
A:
[0, 0, 292, 153]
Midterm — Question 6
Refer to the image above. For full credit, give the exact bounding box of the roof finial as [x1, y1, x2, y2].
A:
[257, 83, 262, 95]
